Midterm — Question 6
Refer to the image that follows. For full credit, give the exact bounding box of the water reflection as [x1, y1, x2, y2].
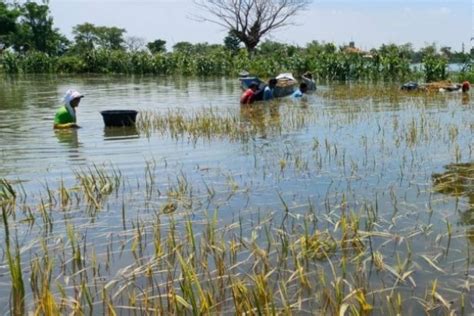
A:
[432, 163, 474, 243]
[54, 128, 87, 165]
[0, 77, 27, 109]
[462, 93, 470, 106]
[54, 128, 81, 148]
[103, 126, 140, 141]
[240, 102, 282, 139]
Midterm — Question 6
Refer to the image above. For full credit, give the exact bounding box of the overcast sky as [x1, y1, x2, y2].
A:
[48, 0, 473, 51]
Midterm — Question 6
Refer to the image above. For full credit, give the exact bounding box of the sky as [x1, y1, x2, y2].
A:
[48, 0, 473, 51]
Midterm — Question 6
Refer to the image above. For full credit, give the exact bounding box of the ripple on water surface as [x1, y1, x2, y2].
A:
[0, 75, 472, 314]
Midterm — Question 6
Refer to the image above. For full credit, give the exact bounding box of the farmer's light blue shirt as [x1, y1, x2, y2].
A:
[263, 86, 274, 101]
[292, 89, 303, 98]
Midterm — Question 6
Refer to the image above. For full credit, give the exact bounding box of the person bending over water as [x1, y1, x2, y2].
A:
[54, 89, 84, 129]
[292, 82, 308, 98]
[462, 81, 470, 93]
[301, 72, 316, 91]
[240, 82, 259, 105]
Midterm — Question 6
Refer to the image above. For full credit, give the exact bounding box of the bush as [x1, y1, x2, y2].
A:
[0, 52, 21, 73]
[56, 55, 86, 73]
[423, 54, 448, 82]
[0, 43, 461, 83]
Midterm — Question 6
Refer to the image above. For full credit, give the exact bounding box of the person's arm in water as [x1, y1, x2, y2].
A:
[54, 122, 80, 129]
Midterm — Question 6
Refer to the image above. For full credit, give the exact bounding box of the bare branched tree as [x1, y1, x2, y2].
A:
[125, 36, 146, 52]
[194, 0, 312, 53]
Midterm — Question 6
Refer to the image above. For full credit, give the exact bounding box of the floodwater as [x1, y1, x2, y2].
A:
[0, 75, 472, 314]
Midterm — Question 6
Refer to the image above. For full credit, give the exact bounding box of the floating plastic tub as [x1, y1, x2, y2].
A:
[101, 110, 138, 127]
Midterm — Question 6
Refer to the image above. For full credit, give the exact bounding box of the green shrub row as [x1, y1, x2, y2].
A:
[0, 47, 463, 82]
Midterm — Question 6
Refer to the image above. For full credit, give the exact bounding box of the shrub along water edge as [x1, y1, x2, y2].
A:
[0, 47, 464, 82]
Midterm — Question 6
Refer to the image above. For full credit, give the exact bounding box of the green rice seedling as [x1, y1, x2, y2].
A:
[144, 158, 157, 200]
[80, 280, 94, 314]
[102, 287, 118, 316]
[58, 178, 71, 210]
[66, 223, 83, 272]
[341, 288, 374, 315]
[229, 278, 253, 314]
[454, 144, 462, 163]
[298, 230, 337, 261]
[1, 205, 25, 316]
[176, 251, 213, 314]
[276, 281, 292, 315]
[444, 219, 452, 256]
[372, 251, 385, 271]
[30, 253, 59, 315]
[38, 198, 53, 234]
[0, 178, 16, 204]
[293, 257, 311, 290]
[418, 279, 455, 314]
[136, 107, 314, 143]
[74, 163, 122, 211]
[250, 271, 276, 314]
[43, 182, 57, 208]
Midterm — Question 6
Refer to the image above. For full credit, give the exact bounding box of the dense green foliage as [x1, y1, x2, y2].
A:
[0, 2, 19, 46]
[2, 40, 469, 82]
[71, 23, 126, 54]
[1, 1, 68, 55]
[147, 39, 167, 54]
[0, 1, 471, 81]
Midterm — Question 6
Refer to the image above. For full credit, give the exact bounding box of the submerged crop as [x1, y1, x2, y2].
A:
[0, 82, 472, 315]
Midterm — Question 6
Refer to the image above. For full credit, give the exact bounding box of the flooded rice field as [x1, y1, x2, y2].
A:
[0, 75, 473, 315]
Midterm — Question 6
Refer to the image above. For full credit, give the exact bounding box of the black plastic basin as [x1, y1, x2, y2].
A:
[101, 110, 138, 127]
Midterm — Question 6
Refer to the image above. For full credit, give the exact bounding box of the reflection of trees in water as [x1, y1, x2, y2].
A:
[432, 162, 474, 243]
[0, 79, 27, 109]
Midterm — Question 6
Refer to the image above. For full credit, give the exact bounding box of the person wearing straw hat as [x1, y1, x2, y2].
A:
[54, 89, 84, 129]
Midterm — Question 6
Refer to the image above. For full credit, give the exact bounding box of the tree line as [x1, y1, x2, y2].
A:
[0, 1, 472, 82]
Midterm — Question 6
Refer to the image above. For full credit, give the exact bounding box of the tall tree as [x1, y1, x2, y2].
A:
[147, 39, 166, 54]
[419, 43, 437, 57]
[96, 26, 126, 50]
[440, 46, 452, 58]
[194, 0, 311, 53]
[0, 2, 19, 48]
[72, 23, 126, 52]
[223, 31, 241, 55]
[72, 22, 98, 52]
[13, 2, 68, 55]
[172, 41, 194, 53]
[125, 36, 146, 52]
